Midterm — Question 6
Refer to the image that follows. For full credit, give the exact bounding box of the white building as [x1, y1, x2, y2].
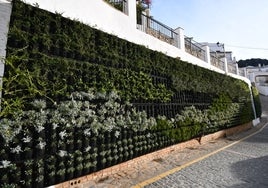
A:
[201, 42, 237, 64]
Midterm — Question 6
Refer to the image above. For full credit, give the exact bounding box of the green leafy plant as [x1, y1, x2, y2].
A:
[0, 1, 260, 186]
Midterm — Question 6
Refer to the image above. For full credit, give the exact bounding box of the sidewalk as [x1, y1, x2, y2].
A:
[54, 116, 267, 188]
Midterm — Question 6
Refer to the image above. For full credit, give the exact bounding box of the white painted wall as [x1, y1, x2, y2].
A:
[0, 0, 11, 77]
[0, 0, 12, 108]
[24, 0, 231, 76]
[0, 0, 249, 85]
[0, 0, 259, 121]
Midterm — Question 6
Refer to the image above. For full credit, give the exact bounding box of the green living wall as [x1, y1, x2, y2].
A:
[0, 0, 261, 187]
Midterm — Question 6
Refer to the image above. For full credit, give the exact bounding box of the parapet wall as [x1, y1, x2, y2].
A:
[22, 0, 247, 81]
[0, 0, 12, 106]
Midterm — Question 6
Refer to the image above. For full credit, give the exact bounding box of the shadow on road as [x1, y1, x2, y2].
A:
[230, 155, 268, 188]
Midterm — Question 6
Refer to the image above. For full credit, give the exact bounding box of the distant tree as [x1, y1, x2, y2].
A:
[237, 58, 268, 68]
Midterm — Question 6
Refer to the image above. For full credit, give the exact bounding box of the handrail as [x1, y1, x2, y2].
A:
[134, 6, 238, 75]
[184, 36, 206, 61]
[210, 52, 225, 71]
[228, 63, 237, 74]
[137, 13, 178, 46]
[144, 13, 176, 38]
[239, 69, 245, 77]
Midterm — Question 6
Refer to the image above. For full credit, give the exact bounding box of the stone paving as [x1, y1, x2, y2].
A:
[144, 124, 268, 188]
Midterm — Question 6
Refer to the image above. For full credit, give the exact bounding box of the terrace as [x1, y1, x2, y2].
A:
[184, 37, 206, 61]
[104, 0, 239, 75]
[137, 13, 178, 46]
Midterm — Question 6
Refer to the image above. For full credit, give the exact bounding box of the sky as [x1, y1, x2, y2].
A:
[150, 0, 268, 61]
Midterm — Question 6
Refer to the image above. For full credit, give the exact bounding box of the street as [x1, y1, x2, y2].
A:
[143, 95, 268, 188]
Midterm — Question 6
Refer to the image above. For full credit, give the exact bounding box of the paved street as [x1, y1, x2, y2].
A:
[144, 125, 268, 188]
[143, 95, 268, 188]
[261, 95, 268, 116]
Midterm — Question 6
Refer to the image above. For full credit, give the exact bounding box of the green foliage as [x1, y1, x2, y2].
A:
[175, 106, 208, 127]
[0, 1, 260, 187]
[151, 116, 174, 130]
[5, 0, 252, 110]
[1, 52, 173, 117]
[209, 94, 232, 112]
[1, 54, 56, 117]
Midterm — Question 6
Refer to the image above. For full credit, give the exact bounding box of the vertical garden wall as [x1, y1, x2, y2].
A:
[0, 0, 261, 187]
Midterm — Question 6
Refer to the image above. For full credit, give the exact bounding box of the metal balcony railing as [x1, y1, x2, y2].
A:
[137, 13, 178, 47]
[184, 37, 206, 61]
[239, 69, 245, 77]
[228, 63, 237, 74]
[210, 53, 225, 70]
[105, 1, 239, 75]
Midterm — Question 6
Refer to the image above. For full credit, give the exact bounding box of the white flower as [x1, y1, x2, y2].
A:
[59, 130, 67, 140]
[58, 150, 68, 157]
[32, 100, 46, 109]
[52, 123, 58, 129]
[71, 119, 76, 125]
[114, 130, 120, 138]
[109, 91, 119, 100]
[22, 136, 32, 143]
[60, 118, 66, 124]
[37, 141, 46, 150]
[96, 92, 106, 99]
[0, 160, 11, 168]
[36, 125, 44, 133]
[84, 129, 91, 136]
[85, 146, 91, 152]
[66, 123, 71, 128]
[0, 119, 22, 143]
[10, 145, 22, 154]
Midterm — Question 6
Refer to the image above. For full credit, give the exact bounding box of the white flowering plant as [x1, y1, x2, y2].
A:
[0, 160, 12, 169]
[0, 116, 22, 145]
[47, 90, 157, 136]
[175, 106, 209, 127]
[0, 89, 158, 153]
